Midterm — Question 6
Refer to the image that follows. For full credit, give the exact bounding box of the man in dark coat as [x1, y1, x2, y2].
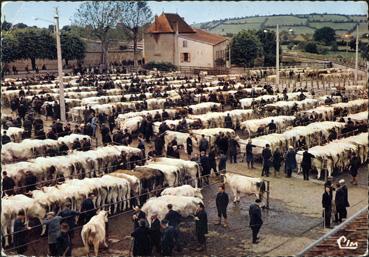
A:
[1, 131, 11, 145]
[59, 142, 69, 155]
[285, 146, 297, 178]
[132, 206, 147, 230]
[246, 139, 256, 169]
[224, 113, 233, 129]
[267, 120, 277, 133]
[14, 210, 30, 254]
[249, 199, 263, 244]
[261, 144, 272, 177]
[186, 134, 194, 157]
[301, 149, 315, 180]
[272, 148, 282, 176]
[349, 152, 360, 185]
[155, 135, 165, 156]
[149, 213, 161, 254]
[24, 171, 37, 193]
[59, 202, 80, 239]
[56, 223, 72, 257]
[80, 193, 96, 225]
[131, 219, 152, 256]
[72, 138, 82, 151]
[335, 179, 350, 223]
[200, 151, 211, 185]
[194, 203, 208, 251]
[228, 136, 240, 163]
[101, 125, 112, 145]
[2, 171, 15, 196]
[199, 135, 209, 153]
[215, 185, 229, 227]
[322, 186, 332, 228]
[164, 204, 181, 251]
[81, 138, 91, 152]
[161, 220, 176, 256]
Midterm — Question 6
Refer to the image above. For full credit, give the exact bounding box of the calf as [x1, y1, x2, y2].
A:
[161, 185, 203, 199]
[81, 210, 109, 256]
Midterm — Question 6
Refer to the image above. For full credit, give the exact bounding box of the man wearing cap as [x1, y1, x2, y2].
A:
[335, 179, 350, 223]
[194, 203, 208, 251]
[322, 186, 333, 228]
[246, 139, 256, 169]
[261, 144, 272, 177]
[285, 146, 296, 178]
[161, 220, 176, 256]
[249, 199, 263, 244]
[301, 148, 315, 180]
[44, 212, 63, 256]
[149, 213, 161, 254]
[131, 219, 152, 256]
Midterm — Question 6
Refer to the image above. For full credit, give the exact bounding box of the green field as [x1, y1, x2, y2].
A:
[194, 13, 367, 37]
[265, 15, 307, 26]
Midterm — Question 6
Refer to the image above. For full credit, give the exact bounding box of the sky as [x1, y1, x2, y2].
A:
[1, 1, 367, 28]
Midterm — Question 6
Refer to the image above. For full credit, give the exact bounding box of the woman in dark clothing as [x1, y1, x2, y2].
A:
[13, 210, 30, 254]
[273, 148, 282, 176]
[194, 203, 208, 251]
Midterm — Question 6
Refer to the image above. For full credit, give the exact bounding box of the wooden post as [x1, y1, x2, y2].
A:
[266, 180, 270, 209]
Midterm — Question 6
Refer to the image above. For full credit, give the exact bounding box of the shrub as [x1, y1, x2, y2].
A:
[304, 41, 318, 53]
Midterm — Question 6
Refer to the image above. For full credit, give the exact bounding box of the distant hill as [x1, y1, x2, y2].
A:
[192, 13, 368, 37]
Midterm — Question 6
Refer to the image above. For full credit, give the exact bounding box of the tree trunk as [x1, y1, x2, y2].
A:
[133, 32, 138, 68]
[31, 58, 36, 70]
[100, 40, 109, 72]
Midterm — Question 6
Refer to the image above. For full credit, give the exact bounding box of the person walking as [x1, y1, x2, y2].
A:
[246, 139, 256, 169]
[301, 148, 315, 180]
[322, 186, 333, 228]
[285, 146, 297, 178]
[131, 219, 152, 256]
[349, 152, 360, 185]
[272, 148, 282, 176]
[194, 203, 208, 251]
[56, 223, 72, 257]
[44, 212, 63, 256]
[160, 220, 176, 256]
[261, 144, 272, 177]
[149, 213, 161, 254]
[249, 199, 263, 244]
[215, 185, 229, 227]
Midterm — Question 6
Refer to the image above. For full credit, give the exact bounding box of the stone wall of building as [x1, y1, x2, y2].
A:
[143, 33, 175, 64]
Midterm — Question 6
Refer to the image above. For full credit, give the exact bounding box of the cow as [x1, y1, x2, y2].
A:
[81, 210, 109, 256]
[222, 173, 266, 203]
[161, 185, 203, 199]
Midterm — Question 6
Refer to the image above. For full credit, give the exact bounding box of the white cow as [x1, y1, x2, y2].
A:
[223, 173, 266, 203]
[161, 185, 203, 199]
[81, 210, 109, 256]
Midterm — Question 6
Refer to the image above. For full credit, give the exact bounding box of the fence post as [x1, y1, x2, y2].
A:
[266, 180, 270, 209]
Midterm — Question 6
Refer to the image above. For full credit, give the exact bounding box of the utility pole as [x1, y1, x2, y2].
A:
[54, 7, 66, 122]
[276, 24, 280, 87]
[228, 39, 231, 69]
[355, 24, 359, 83]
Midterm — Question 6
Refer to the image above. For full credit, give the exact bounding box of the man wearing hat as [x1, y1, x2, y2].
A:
[161, 219, 176, 256]
[262, 144, 272, 177]
[131, 219, 152, 256]
[335, 179, 350, 223]
[246, 139, 256, 169]
[43, 212, 63, 256]
[285, 146, 297, 178]
[249, 199, 263, 244]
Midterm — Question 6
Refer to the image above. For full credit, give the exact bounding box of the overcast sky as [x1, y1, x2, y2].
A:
[1, 1, 367, 28]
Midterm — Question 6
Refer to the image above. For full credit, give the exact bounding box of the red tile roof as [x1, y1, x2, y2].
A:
[146, 13, 195, 34]
[179, 29, 228, 45]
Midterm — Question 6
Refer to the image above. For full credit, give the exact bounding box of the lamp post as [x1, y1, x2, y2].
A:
[35, 9, 65, 122]
[354, 25, 359, 83]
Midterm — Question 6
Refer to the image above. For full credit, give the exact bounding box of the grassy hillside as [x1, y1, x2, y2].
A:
[193, 13, 368, 37]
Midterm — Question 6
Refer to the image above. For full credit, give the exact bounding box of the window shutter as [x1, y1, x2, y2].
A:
[180, 53, 184, 63]
[188, 53, 191, 62]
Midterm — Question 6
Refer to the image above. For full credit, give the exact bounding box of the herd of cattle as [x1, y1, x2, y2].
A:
[1, 67, 368, 254]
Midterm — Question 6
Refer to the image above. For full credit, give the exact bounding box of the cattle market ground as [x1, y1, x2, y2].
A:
[7, 162, 367, 257]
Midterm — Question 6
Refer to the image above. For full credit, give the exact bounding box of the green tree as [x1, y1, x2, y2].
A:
[256, 30, 282, 67]
[1, 33, 20, 63]
[304, 41, 318, 53]
[74, 1, 124, 70]
[313, 27, 336, 45]
[13, 28, 56, 70]
[13, 23, 28, 29]
[231, 30, 263, 67]
[117, 1, 152, 67]
[60, 33, 86, 65]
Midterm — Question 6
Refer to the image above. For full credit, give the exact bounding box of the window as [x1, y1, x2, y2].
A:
[181, 53, 190, 63]
[183, 40, 188, 48]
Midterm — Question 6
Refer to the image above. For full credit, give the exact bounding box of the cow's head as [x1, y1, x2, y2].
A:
[256, 180, 266, 200]
[98, 210, 108, 222]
